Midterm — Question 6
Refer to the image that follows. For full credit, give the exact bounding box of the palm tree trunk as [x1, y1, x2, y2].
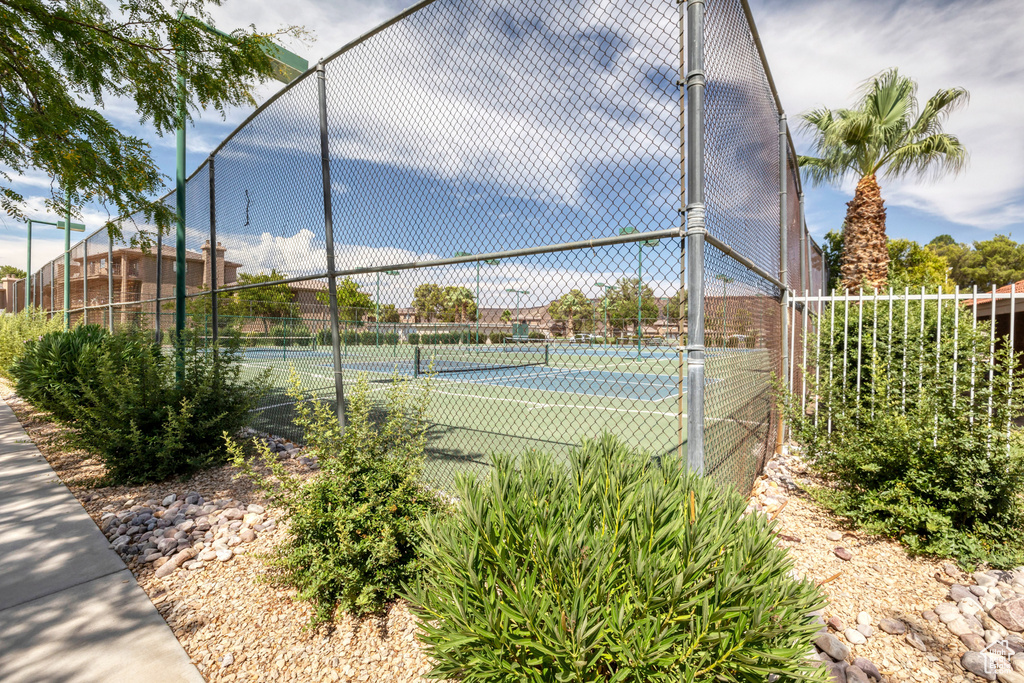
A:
[841, 174, 889, 292]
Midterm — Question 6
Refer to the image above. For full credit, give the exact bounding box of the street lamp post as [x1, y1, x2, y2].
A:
[375, 269, 397, 347]
[595, 281, 616, 345]
[16, 217, 84, 320]
[456, 252, 499, 343]
[505, 288, 528, 336]
[619, 227, 660, 359]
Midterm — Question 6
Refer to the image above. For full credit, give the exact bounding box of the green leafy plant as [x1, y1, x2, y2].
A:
[11, 323, 109, 422]
[64, 329, 266, 484]
[0, 308, 62, 381]
[229, 372, 443, 624]
[785, 298, 1024, 568]
[407, 434, 827, 682]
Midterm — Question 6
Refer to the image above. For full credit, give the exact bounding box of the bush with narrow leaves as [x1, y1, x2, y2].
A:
[229, 372, 443, 624]
[11, 323, 108, 422]
[406, 434, 827, 682]
[0, 307, 63, 381]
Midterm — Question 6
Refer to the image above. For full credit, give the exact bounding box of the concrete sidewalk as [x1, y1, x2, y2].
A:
[0, 399, 204, 683]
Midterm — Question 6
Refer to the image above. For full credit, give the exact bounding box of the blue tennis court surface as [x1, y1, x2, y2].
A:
[328, 358, 682, 402]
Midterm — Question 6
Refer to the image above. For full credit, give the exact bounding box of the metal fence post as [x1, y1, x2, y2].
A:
[50, 260, 54, 315]
[209, 155, 218, 345]
[155, 229, 163, 340]
[778, 113, 789, 445]
[684, 0, 706, 476]
[317, 61, 347, 431]
[107, 229, 114, 332]
[83, 238, 88, 324]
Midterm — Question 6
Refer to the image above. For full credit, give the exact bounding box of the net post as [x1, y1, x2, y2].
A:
[209, 154, 218, 347]
[684, 0, 706, 477]
[82, 238, 88, 324]
[155, 228, 162, 341]
[778, 112, 789, 449]
[317, 61, 347, 431]
[544, 343, 549, 366]
[414, 346, 421, 379]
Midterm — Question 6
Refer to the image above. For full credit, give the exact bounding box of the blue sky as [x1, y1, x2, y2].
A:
[2, 0, 1022, 306]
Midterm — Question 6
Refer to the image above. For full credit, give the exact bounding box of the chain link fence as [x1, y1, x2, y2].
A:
[15, 0, 823, 494]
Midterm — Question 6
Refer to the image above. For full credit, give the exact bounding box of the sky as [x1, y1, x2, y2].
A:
[2, 0, 1022, 308]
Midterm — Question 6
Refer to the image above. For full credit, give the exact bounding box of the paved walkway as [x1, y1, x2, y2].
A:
[0, 399, 203, 683]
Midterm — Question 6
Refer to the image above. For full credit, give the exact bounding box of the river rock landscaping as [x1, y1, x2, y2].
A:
[4, 374, 1022, 682]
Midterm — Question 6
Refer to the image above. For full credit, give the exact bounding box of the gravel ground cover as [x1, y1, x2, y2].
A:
[5, 375, 1021, 682]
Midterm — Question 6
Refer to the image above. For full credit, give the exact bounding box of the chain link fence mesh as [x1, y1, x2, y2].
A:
[16, 0, 825, 494]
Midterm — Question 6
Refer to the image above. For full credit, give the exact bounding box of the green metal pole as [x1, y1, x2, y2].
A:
[604, 298, 608, 344]
[637, 244, 643, 359]
[64, 191, 71, 330]
[25, 220, 32, 312]
[475, 262, 480, 344]
[375, 271, 380, 348]
[175, 45, 187, 382]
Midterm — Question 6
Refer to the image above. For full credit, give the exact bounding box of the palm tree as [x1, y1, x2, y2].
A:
[548, 289, 593, 338]
[444, 286, 476, 324]
[799, 68, 968, 292]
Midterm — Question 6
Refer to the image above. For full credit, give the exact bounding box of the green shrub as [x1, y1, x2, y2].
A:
[64, 330, 267, 484]
[407, 434, 827, 682]
[11, 324, 109, 423]
[382, 332, 399, 346]
[527, 330, 545, 340]
[488, 331, 503, 344]
[408, 332, 420, 345]
[0, 308, 63, 380]
[230, 372, 443, 624]
[785, 299, 1024, 568]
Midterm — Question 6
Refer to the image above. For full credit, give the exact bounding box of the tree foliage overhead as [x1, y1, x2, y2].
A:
[799, 68, 968, 291]
[0, 0, 301, 240]
[0, 264, 27, 278]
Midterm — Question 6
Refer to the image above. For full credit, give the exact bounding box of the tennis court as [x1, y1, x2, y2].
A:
[236, 341, 770, 488]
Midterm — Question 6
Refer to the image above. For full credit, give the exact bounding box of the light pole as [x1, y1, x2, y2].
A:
[456, 252, 499, 343]
[173, 15, 307, 378]
[505, 288, 528, 336]
[375, 269, 397, 347]
[619, 227, 660, 359]
[595, 281, 615, 344]
[17, 218, 84, 315]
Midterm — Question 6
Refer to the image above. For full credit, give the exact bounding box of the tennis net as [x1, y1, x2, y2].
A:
[414, 343, 549, 377]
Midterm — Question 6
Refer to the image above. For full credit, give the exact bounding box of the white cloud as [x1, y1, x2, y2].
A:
[752, 0, 1024, 231]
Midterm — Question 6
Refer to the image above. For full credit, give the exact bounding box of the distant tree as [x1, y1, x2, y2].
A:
[499, 309, 512, 323]
[950, 235, 1024, 289]
[377, 304, 400, 323]
[799, 69, 968, 291]
[822, 229, 845, 293]
[315, 278, 373, 323]
[233, 270, 295, 332]
[926, 236, 974, 287]
[666, 288, 687, 334]
[0, 265, 27, 279]
[413, 284, 445, 322]
[441, 286, 476, 323]
[548, 289, 593, 338]
[604, 277, 659, 336]
[887, 238, 950, 290]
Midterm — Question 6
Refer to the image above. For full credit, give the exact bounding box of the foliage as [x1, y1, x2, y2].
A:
[665, 287, 687, 324]
[0, 264, 27, 278]
[821, 230, 844, 294]
[10, 323, 108, 420]
[499, 309, 512, 323]
[547, 289, 593, 338]
[785, 299, 1024, 568]
[601, 277, 659, 335]
[229, 372, 443, 624]
[377, 303, 400, 323]
[441, 286, 476, 323]
[929, 235, 1024, 289]
[0, 307, 62, 380]
[316, 277, 374, 321]
[798, 68, 968, 187]
[412, 283, 445, 322]
[407, 434, 828, 682]
[0, 0, 301, 239]
[887, 238, 951, 290]
[488, 331, 503, 344]
[66, 329, 265, 484]
[232, 271, 296, 331]
[408, 332, 419, 345]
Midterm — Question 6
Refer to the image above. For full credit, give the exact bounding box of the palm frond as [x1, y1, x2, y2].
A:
[883, 133, 968, 180]
[909, 87, 970, 139]
[798, 154, 853, 187]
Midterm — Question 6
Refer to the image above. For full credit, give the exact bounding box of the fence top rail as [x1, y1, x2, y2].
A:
[790, 289, 1019, 304]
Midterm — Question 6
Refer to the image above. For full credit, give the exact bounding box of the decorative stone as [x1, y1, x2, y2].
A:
[947, 617, 973, 637]
[856, 611, 871, 626]
[855, 623, 873, 638]
[845, 666, 869, 683]
[816, 634, 850, 662]
[827, 616, 845, 632]
[215, 548, 233, 562]
[977, 572, 1001, 587]
[905, 632, 928, 652]
[852, 658, 881, 682]
[844, 627, 867, 645]
[961, 633, 987, 652]
[246, 504, 264, 514]
[834, 547, 852, 561]
[951, 584, 979, 603]
[962, 651, 1006, 681]
[879, 618, 907, 635]
[239, 529, 256, 543]
[997, 670, 1024, 683]
[154, 560, 178, 579]
[991, 599, 1024, 633]
[826, 531, 843, 542]
[223, 508, 244, 521]
[198, 550, 217, 562]
[825, 661, 847, 683]
[161, 494, 176, 506]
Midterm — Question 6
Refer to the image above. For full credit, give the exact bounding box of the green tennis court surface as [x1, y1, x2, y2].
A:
[235, 343, 770, 490]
